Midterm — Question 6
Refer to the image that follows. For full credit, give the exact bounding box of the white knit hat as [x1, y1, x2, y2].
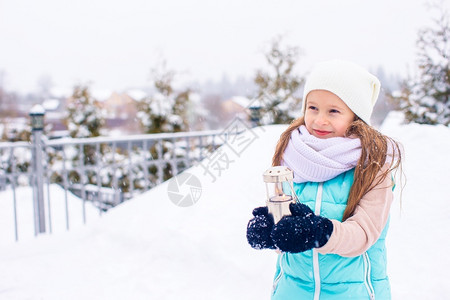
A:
[302, 59, 381, 125]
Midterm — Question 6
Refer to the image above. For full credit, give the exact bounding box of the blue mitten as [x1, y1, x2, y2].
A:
[271, 202, 333, 253]
[246, 206, 276, 250]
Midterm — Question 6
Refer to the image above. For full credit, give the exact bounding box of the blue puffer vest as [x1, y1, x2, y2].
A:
[271, 169, 391, 300]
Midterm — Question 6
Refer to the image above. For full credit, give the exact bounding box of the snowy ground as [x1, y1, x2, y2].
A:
[1, 113, 449, 299]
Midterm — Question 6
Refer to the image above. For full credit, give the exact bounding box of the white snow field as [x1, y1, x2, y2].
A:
[1, 112, 450, 299]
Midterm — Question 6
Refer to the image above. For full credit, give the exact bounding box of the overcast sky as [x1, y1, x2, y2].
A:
[0, 0, 447, 95]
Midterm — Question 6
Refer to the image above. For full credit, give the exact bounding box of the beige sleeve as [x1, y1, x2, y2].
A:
[317, 169, 394, 257]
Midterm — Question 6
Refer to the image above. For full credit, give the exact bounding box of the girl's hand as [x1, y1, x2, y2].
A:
[270, 203, 333, 253]
[246, 206, 276, 250]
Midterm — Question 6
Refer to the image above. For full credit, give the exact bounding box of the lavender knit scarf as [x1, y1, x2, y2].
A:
[283, 125, 362, 183]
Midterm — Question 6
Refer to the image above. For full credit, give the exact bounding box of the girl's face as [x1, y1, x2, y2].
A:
[304, 90, 356, 139]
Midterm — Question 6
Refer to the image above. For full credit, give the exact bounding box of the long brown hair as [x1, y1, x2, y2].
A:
[272, 117, 403, 221]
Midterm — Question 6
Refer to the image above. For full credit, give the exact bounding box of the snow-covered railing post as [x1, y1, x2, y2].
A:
[30, 105, 46, 234]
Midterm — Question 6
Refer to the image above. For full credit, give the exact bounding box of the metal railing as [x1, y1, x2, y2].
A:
[1, 123, 238, 241]
[0, 140, 35, 241]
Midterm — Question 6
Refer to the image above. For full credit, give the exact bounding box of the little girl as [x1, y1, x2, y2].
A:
[246, 60, 402, 299]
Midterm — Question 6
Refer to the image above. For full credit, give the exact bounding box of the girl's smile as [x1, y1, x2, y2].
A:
[312, 129, 332, 136]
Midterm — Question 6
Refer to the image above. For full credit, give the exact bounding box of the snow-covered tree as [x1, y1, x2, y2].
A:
[390, 4, 450, 126]
[65, 85, 105, 138]
[137, 64, 191, 134]
[253, 36, 304, 125]
[136, 63, 195, 181]
[63, 85, 106, 184]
